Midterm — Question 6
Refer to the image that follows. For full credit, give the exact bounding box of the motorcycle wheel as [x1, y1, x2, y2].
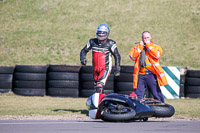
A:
[149, 104, 175, 117]
[102, 106, 136, 122]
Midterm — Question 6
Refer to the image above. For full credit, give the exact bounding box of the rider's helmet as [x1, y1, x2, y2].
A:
[96, 24, 110, 41]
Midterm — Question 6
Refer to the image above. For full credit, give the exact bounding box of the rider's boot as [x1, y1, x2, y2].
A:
[95, 84, 104, 93]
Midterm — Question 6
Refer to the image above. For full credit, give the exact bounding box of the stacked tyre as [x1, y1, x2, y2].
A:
[180, 76, 185, 98]
[114, 65, 149, 97]
[185, 70, 200, 98]
[114, 66, 134, 95]
[179, 67, 187, 98]
[180, 76, 186, 98]
[47, 65, 80, 97]
[0, 66, 14, 93]
[13, 65, 48, 96]
[79, 66, 114, 97]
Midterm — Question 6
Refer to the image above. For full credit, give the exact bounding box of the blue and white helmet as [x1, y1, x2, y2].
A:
[96, 24, 110, 41]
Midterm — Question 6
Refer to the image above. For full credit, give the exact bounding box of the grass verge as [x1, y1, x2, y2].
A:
[0, 93, 200, 118]
[0, 93, 87, 115]
[0, 0, 200, 69]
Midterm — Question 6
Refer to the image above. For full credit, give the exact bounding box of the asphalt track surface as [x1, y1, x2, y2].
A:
[0, 120, 200, 133]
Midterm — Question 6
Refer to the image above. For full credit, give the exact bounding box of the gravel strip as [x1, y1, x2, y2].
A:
[0, 114, 200, 121]
[0, 114, 92, 121]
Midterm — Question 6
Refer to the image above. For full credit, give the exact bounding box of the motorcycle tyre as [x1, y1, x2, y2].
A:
[149, 104, 175, 117]
[102, 107, 136, 122]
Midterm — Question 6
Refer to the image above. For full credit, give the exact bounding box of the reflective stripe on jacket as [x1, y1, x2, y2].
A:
[129, 40, 168, 89]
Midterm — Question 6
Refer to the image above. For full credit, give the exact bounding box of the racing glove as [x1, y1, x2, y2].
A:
[81, 59, 87, 65]
[114, 66, 120, 79]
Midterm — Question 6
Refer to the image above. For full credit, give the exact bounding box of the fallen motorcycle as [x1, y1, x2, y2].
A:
[86, 93, 175, 122]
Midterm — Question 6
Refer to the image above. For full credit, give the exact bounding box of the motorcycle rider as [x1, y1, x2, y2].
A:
[80, 24, 121, 93]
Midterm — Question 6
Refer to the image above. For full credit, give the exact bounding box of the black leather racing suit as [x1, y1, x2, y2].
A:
[80, 38, 121, 90]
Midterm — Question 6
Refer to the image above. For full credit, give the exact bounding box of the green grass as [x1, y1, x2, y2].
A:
[0, 93, 87, 115]
[0, 0, 200, 69]
[166, 98, 200, 117]
[0, 93, 200, 118]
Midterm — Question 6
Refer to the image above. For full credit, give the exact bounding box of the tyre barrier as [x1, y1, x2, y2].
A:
[179, 84, 185, 98]
[13, 65, 48, 96]
[185, 70, 200, 98]
[114, 65, 150, 97]
[179, 67, 187, 98]
[46, 65, 80, 97]
[179, 75, 186, 97]
[0, 66, 14, 93]
[0, 65, 200, 98]
[79, 66, 114, 97]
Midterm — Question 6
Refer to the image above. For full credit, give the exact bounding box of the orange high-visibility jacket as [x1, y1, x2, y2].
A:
[129, 41, 168, 89]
